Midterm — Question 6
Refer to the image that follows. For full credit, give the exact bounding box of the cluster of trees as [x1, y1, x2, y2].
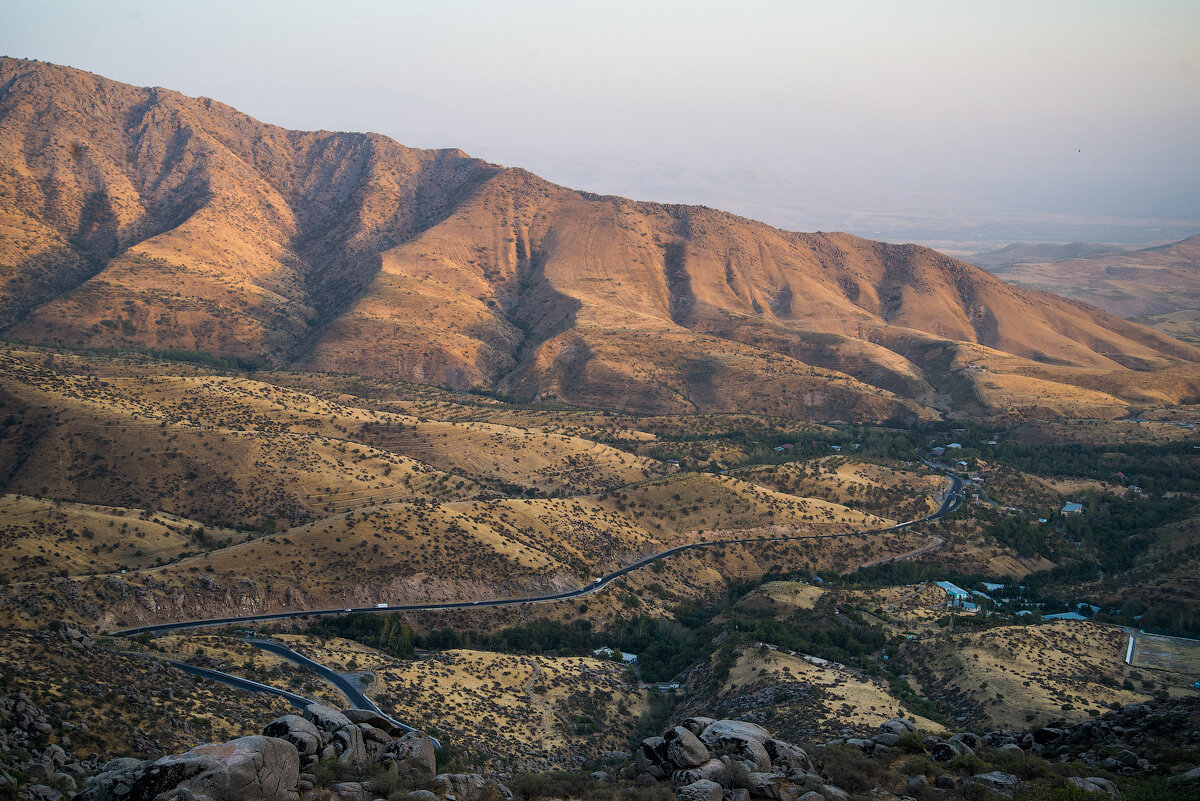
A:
[307, 613, 417, 659]
[1058, 492, 1195, 572]
[727, 610, 887, 669]
[990, 441, 1199, 495]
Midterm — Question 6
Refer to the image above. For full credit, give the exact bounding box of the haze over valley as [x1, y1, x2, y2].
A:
[1, 5, 1200, 801]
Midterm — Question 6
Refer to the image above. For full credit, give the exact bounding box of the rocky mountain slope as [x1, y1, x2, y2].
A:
[3, 57, 1199, 418]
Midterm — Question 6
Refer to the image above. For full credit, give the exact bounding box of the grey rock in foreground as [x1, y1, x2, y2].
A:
[80, 735, 299, 801]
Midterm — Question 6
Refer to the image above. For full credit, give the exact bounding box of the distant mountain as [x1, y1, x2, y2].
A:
[2, 57, 1198, 418]
[970, 242, 1128, 270]
[983, 234, 1200, 343]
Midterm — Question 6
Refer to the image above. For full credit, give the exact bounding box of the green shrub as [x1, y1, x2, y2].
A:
[992, 749, 1053, 781]
[948, 751, 991, 776]
[819, 744, 887, 793]
[1015, 782, 1112, 800]
[311, 757, 353, 788]
[903, 754, 941, 777]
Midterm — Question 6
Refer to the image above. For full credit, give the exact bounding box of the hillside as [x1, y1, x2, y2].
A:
[3, 57, 1199, 418]
[987, 234, 1200, 343]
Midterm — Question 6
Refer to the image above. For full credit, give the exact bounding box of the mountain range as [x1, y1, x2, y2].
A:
[2, 56, 1198, 419]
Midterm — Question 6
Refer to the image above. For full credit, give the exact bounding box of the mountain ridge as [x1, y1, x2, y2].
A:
[2, 56, 1198, 418]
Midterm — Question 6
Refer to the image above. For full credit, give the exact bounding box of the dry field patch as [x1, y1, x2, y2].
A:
[1131, 632, 1200, 675]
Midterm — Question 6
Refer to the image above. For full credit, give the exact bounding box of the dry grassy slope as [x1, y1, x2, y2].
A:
[373, 648, 645, 771]
[138, 495, 659, 606]
[903, 622, 1151, 729]
[734, 459, 943, 520]
[3, 58, 1197, 417]
[357, 417, 661, 493]
[0, 628, 291, 757]
[78, 474, 893, 624]
[0, 493, 248, 582]
[689, 645, 941, 742]
[0, 351, 480, 528]
[597, 471, 894, 536]
[0, 351, 661, 528]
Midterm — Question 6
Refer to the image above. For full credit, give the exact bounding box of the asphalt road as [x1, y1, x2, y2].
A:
[113, 474, 964, 638]
[162, 657, 314, 709]
[246, 638, 441, 748]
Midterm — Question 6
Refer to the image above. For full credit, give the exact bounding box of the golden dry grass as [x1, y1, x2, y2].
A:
[755, 580, 826, 610]
[906, 621, 1154, 729]
[0, 494, 246, 582]
[371, 648, 645, 770]
[709, 645, 940, 736]
[0, 628, 292, 757]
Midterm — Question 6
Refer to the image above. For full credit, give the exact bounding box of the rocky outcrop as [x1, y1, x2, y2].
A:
[625, 702, 1200, 801]
[80, 735, 299, 801]
[627, 717, 821, 801]
[432, 773, 513, 800]
[379, 733, 437, 783]
[77, 707, 467, 801]
[0, 691, 101, 801]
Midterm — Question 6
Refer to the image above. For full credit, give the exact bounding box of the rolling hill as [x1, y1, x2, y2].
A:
[984, 234, 1200, 344]
[3, 57, 1199, 418]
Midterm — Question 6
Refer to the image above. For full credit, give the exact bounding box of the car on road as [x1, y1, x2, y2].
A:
[374, 603, 388, 608]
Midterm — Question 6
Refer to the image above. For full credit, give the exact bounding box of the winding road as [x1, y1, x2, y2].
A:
[246, 638, 441, 748]
[113, 473, 964, 638]
[161, 658, 314, 709]
[111, 472, 962, 751]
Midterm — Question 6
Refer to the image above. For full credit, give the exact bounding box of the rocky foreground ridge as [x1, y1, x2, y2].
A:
[4, 690, 1199, 801]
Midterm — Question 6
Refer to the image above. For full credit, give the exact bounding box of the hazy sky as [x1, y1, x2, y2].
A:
[5, 0, 1199, 245]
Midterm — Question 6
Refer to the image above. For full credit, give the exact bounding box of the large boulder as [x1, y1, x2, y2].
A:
[680, 717, 716, 737]
[764, 739, 811, 775]
[820, 786, 850, 801]
[745, 771, 792, 799]
[930, 740, 966, 763]
[357, 723, 393, 759]
[879, 718, 916, 736]
[970, 771, 1019, 792]
[699, 721, 772, 772]
[377, 732, 437, 783]
[432, 773, 512, 801]
[330, 781, 368, 801]
[303, 704, 353, 737]
[1066, 777, 1120, 797]
[948, 732, 980, 752]
[672, 758, 727, 787]
[343, 709, 405, 737]
[80, 735, 299, 801]
[665, 726, 710, 768]
[1032, 727, 1067, 745]
[634, 736, 671, 779]
[262, 715, 322, 758]
[333, 724, 368, 765]
[675, 778, 724, 801]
